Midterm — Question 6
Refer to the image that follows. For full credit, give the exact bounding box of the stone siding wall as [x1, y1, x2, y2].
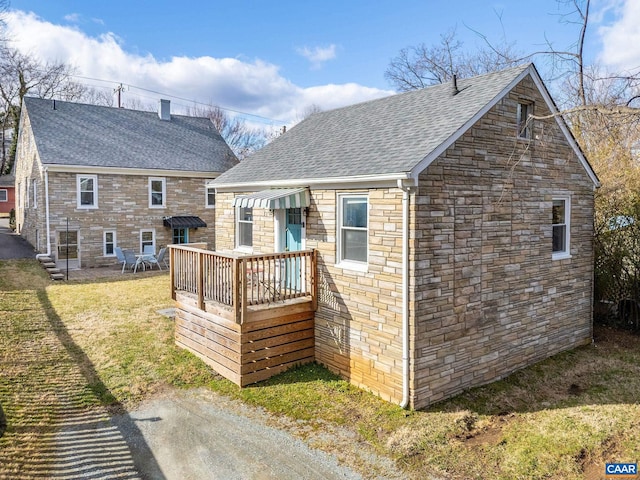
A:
[213, 191, 275, 253]
[215, 188, 405, 403]
[308, 188, 404, 403]
[411, 76, 595, 409]
[14, 109, 47, 252]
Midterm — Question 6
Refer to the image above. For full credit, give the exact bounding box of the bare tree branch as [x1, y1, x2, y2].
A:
[187, 104, 269, 160]
[0, 46, 86, 174]
[384, 27, 522, 91]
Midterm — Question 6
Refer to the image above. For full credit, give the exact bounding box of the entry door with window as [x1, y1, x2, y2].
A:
[285, 208, 303, 290]
[172, 228, 189, 244]
[57, 230, 79, 269]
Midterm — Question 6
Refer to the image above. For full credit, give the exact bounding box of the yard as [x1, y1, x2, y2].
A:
[0, 258, 639, 479]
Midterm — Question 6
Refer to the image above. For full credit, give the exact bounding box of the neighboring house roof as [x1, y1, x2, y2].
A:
[23, 97, 238, 174]
[212, 63, 598, 188]
[0, 174, 14, 187]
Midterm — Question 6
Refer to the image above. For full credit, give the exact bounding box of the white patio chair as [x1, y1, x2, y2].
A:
[122, 249, 144, 273]
[145, 247, 166, 271]
[114, 247, 127, 272]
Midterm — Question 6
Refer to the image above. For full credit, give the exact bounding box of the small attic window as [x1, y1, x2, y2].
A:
[517, 101, 533, 139]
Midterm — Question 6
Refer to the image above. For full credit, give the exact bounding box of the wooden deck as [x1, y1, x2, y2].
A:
[169, 246, 317, 386]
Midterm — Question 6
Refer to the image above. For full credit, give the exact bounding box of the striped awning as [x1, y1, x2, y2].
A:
[232, 188, 310, 209]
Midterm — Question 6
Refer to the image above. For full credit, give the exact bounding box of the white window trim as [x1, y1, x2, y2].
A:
[32, 180, 37, 209]
[103, 230, 116, 257]
[336, 193, 369, 272]
[235, 206, 253, 252]
[0, 189, 7, 202]
[77, 174, 98, 209]
[148, 177, 166, 208]
[26, 178, 30, 208]
[205, 181, 215, 208]
[140, 229, 156, 254]
[552, 195, 572, 260]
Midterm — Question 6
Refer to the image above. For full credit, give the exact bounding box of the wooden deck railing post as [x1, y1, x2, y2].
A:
[170, 246, 176, 301]
[232, 257, 240, 323]
[240, 257, 247, 324]
[197, 250, 205, 310]
[311, 249, 318, 311]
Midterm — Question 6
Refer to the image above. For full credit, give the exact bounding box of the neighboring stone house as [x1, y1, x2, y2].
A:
[14, 97, 237, 269]
[209, 64, 600, 409]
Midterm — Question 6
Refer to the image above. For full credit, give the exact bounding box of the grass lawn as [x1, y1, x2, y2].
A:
[1, 259, 639, 479]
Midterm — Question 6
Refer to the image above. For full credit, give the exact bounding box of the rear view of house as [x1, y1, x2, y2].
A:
[170, 63, 599, 409]
[14, 97, 238, 269]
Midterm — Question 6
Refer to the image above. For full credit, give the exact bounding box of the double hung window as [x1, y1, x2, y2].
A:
[104, 231, 116, 257]
[237, 207, 253, 248]
[338, 194, 368, 267]
[149, 177, 166, 208]
[77, 174, 98, 208]
[552, 197, 570, 259]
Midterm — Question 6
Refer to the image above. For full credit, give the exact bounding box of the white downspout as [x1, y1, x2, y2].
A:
[398, 179, 411, 409]
[35, 168, 51, 259]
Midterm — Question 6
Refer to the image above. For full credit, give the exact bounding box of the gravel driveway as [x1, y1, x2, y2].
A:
[111, 388, 400, 480]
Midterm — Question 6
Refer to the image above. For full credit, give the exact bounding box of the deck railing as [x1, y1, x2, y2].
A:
[169, 245, 317, 323]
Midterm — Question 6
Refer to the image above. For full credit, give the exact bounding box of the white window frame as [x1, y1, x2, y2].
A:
[206, 185, 216, 208]
[77, 174, 98, 209]
[236, 206, 253, 251]
[103, 230, 116, 257]
[32, 180, 37, 209]
[337, 193, 369, 271]
[149, 177, 166, 208]
[26, 178, 30, 208]
[517, 101, 533, 139]
[0, 189, 7, 202]
[140, 229, 156, 253]
[552, 196, 571, 260]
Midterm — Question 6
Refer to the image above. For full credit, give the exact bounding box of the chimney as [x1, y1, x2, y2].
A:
[451, 75, 459, 96]
[158, 99, 171, 121]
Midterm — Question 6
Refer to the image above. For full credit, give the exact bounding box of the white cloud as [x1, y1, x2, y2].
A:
[598, 0, 640, 72]
[296, 44, 337, 69]
[63, 13, 80, 23]
[4, 11, 391, 126]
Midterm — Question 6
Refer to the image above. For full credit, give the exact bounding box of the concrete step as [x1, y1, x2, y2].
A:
[46, 267, 61, 274]
[42, 262, 57, 269]
[38, 256, 54, 264]
[50, 273, 65, 280]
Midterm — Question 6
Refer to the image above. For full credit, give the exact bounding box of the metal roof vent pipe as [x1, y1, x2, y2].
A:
[158, 99, 171, 121]
[451, 74, 459, 96]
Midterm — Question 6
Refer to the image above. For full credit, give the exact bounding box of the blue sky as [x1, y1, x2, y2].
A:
[5, 1, 638, 127]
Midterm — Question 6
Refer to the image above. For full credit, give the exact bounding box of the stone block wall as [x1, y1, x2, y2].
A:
[215, 188, 406, 403]
[308, 188, 405, 403]
[214, 191, 275, 253]
[410, 75, 595, 409]
[45, 173, 216, 268]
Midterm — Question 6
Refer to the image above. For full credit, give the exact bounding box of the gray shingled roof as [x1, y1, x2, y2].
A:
[24, 97, 238, 173]
[213, 64, 532, 186]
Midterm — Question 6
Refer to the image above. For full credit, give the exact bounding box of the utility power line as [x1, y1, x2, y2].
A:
[69, 73, 288, 125]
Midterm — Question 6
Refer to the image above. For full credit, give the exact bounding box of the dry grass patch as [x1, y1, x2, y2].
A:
[2, 260, 640, 479]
